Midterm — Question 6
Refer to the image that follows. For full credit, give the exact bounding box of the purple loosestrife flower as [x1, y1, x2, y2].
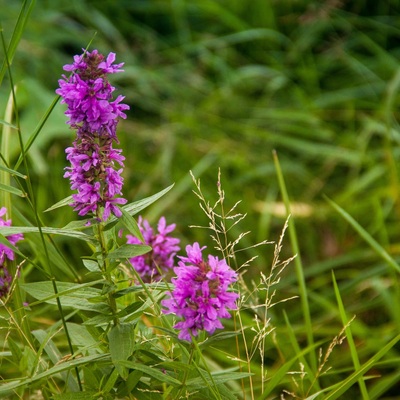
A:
[0, 207, 23, 298]
[127, 217, 180, 283]
[162, 243, 239, 341]
[56, 49, 129, 220]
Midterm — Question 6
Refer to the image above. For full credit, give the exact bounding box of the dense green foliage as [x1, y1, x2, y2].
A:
[1, 0, 400, 399]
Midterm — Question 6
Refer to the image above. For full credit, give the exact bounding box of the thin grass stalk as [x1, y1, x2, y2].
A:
[215, 168, 249, 399]
[236, 308, 255, 399]
[95, 221, 119, 326]
[273, 150, 316, 372]
[332, 271, 369, 399]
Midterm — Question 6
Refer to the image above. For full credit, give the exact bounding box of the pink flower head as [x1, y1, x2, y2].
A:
[162, 243, 239, 341]
[57, 50, 129, 220]
[127, 216, 180, 283]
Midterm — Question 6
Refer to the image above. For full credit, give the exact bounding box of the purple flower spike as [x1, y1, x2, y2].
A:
[162, 243, 239, 341]
[0, 207, 24, 298]
[57, 50, 129, 220]
[127, 216, 180, 283]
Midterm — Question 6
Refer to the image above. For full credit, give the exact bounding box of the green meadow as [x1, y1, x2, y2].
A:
[1, 1, 400, 399]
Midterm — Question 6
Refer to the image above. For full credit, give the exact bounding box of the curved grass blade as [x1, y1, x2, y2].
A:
[332, 271, 369, 399]
[273, 150, 316, 371]
[0, 0, 36, 86]
[325, 196, 400, 274]
[44, 195, 73, 212]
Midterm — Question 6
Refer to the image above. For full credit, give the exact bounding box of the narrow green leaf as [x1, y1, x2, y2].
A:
[7, 336, 22, 365]
[109, 323, 135, 378]
[273, 150, 316, 372]
[186, 370, 252, 390]
[0, 87, 14, 210]
[0, 183, 25, 197]
[332, 272, 369, 399]
[82, 314, 114, 326]
[0, 226, 95, 243]
[66, 323, 100, 351]
[118, 360, 181, 387]
[44, 195, 73, 212]
[33, 329, 79, 392]
[109, 323, 135, 363]
[113, 283, 168, 298]
[0, 164, 26, 179]
[102, 368, 120, 393]
[117, 370, 142, 397]
[0, 233, 24, 259]
[117, 301, 143, 318]
[82, 258, 101, 273]
[59, 185, 175, 230]
[21, 280, 109, 313]
[0, 119, 17, 129]
[0, 0, 36, 86]
[122, 184, 174, 216]
[106, 244, 151, 260]
[198, 330, 240, 348]
[325, 196, 400, 274]
[119, 207, 144, 242]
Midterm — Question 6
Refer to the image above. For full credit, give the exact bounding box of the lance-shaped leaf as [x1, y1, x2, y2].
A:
[0, 226, 95, 243]
[106, 244, 151, 260]
[108, 323, 135, 379]
[21, 281, 109, 313]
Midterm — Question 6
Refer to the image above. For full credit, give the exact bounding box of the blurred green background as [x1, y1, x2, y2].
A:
[2, 0, 400, 389]
[3, 0, 400, 295]
[3, 0, 400, 287]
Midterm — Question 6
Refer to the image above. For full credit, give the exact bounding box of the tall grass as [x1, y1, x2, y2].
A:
[1, 0, 400, 398]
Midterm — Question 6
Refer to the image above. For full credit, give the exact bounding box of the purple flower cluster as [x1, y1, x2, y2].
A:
[127, 217, 180, 283]
[56, 50, 129, 220]
[162, 243, 239, 341]
[0, 207, 23, 298]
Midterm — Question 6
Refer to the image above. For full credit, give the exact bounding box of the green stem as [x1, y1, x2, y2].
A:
[96, 221, 119, 325]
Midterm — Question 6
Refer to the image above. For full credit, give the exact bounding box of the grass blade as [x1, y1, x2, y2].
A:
[273, 150, 316, 372]
[325, 196, 400, 274]
[332, 271, 369, 399]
